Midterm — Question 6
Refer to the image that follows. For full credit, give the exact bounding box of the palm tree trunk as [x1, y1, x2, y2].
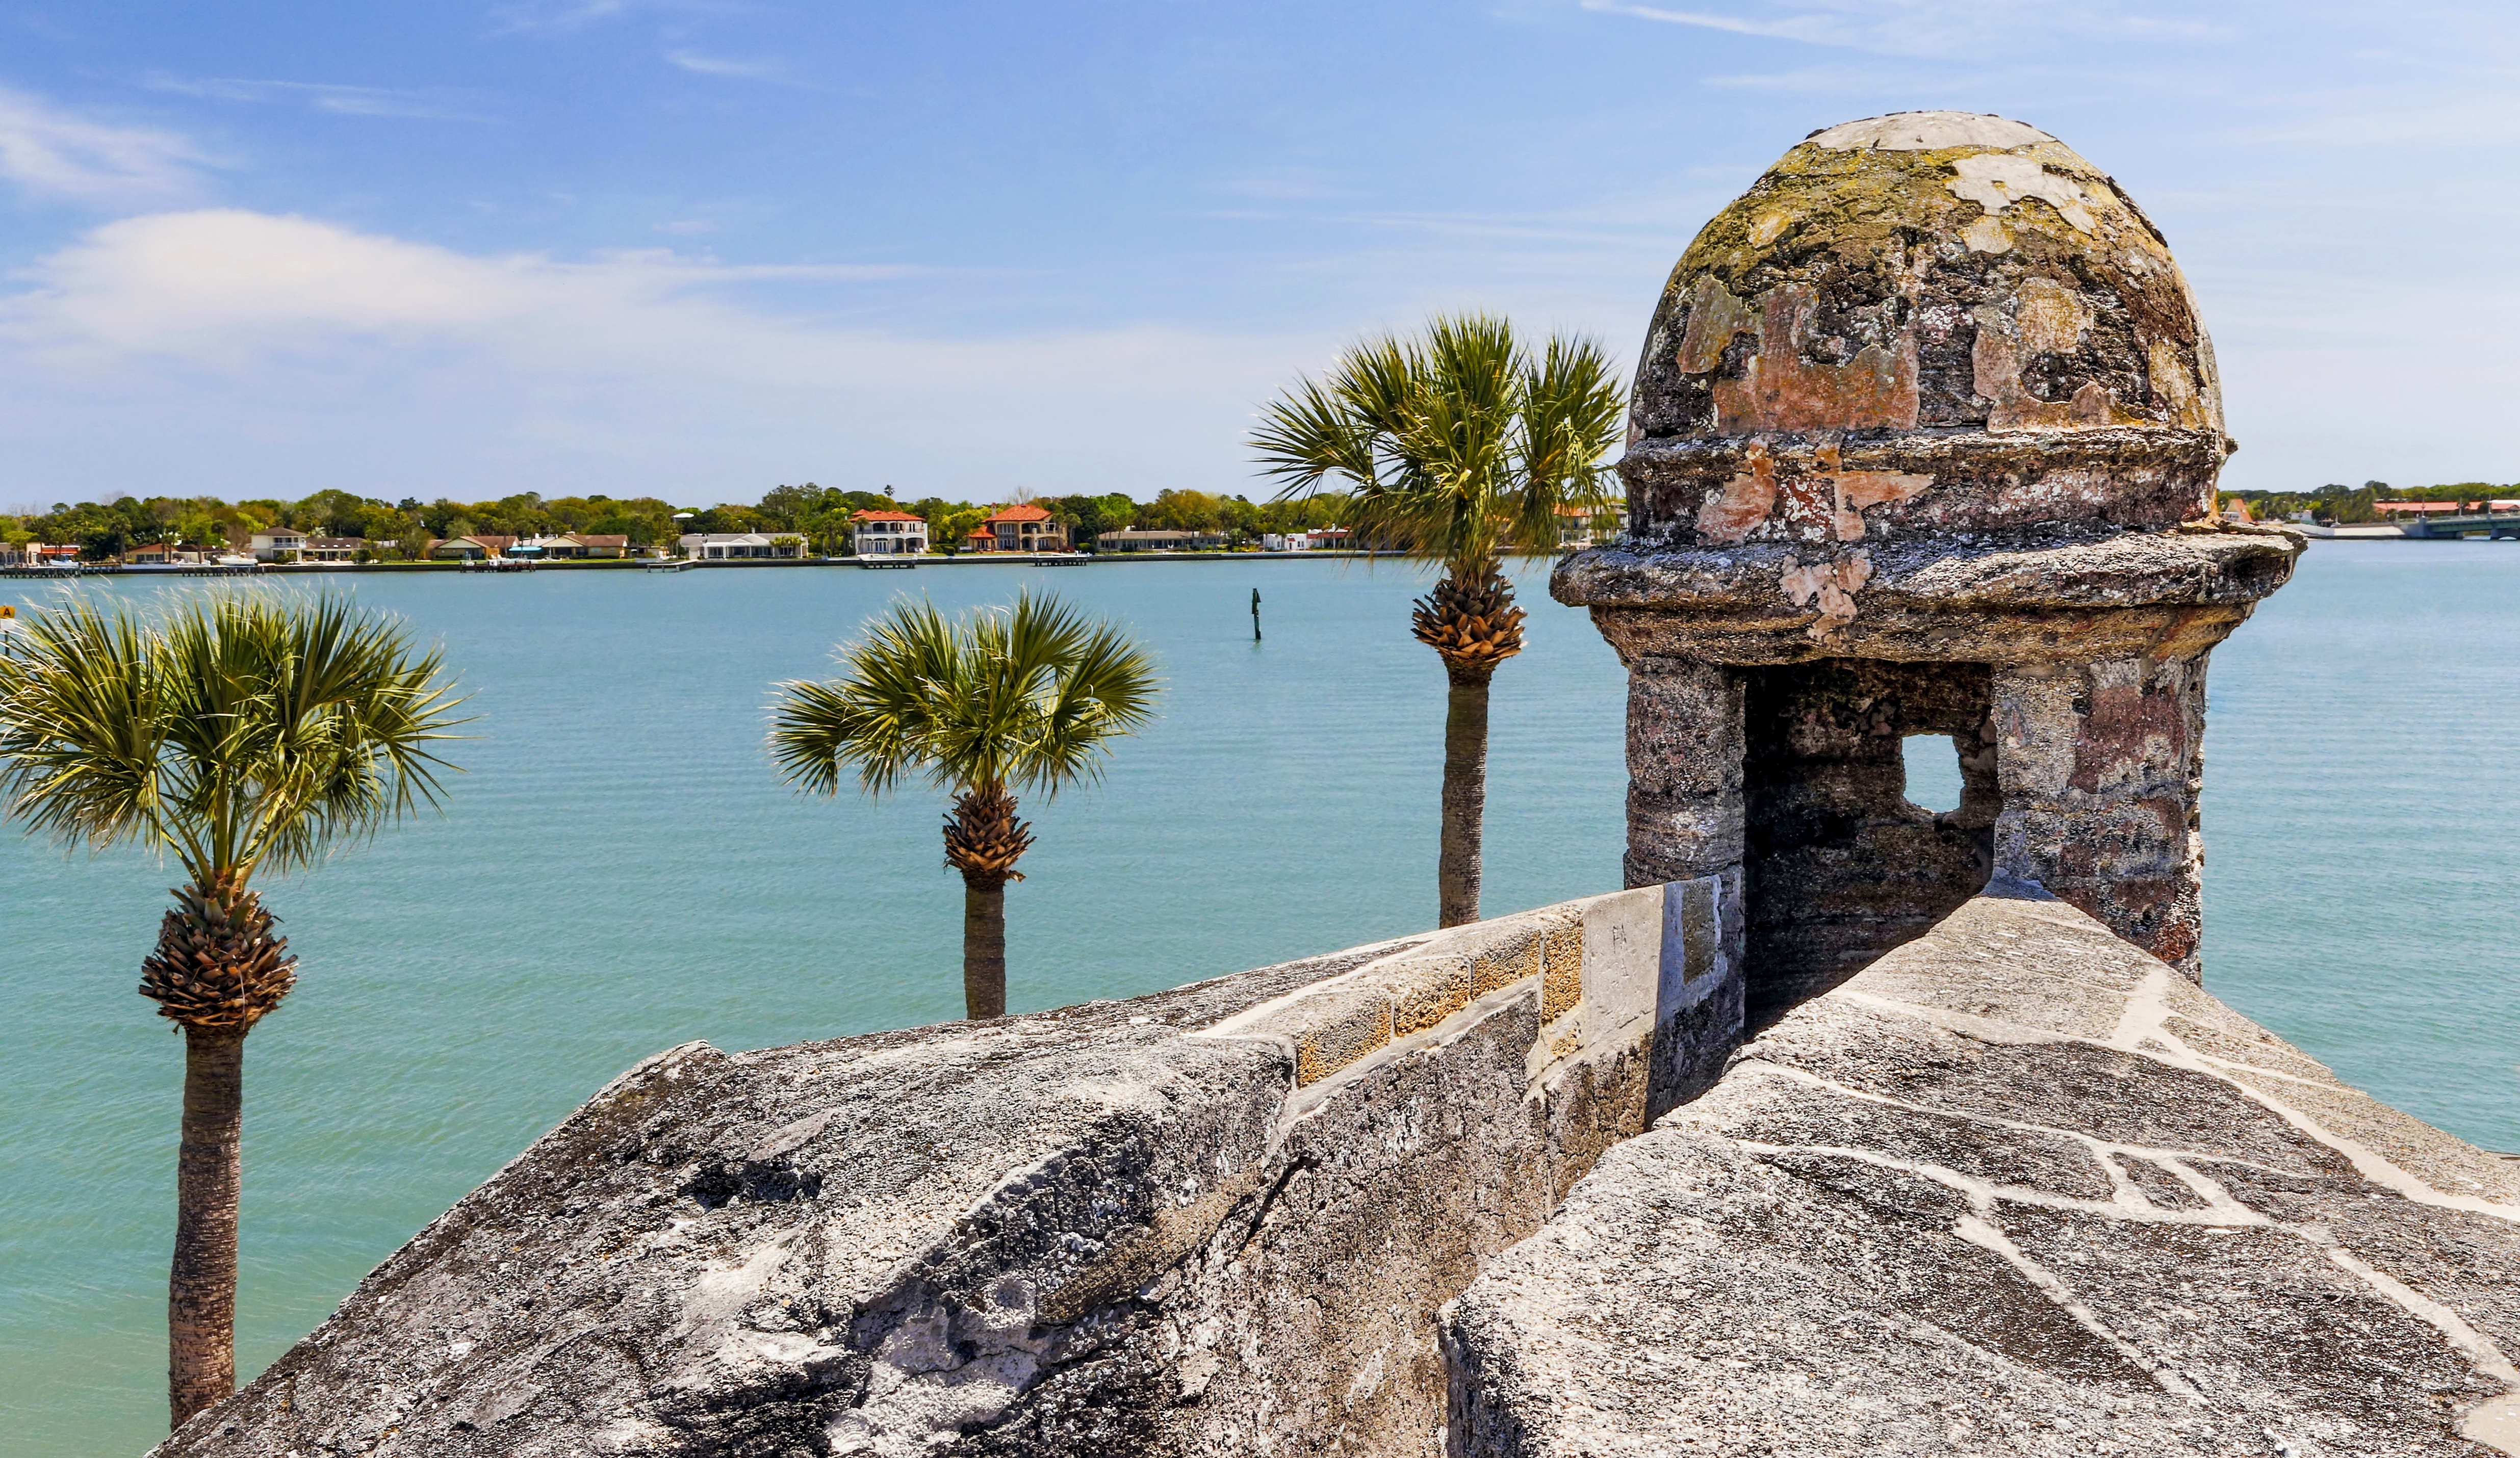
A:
[1413, 561, 1524, 930]
[962, 876, 1008, 1019]
[169, 1027, 245, 1429]
[942, 786, 1031, 1020]
[1439, 664, 1494, 927]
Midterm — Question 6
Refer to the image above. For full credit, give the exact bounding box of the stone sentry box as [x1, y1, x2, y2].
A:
[1553, 111, 2303, 1017]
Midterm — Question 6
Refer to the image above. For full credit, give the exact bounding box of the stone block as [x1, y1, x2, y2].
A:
[1648, 875, 1741, 1116]
[1385, 953, 1476, 1038]
[1623, 660, 1743, 793]
[1470, 937, 1540, 999]
[1537, 925, 1583, 1024]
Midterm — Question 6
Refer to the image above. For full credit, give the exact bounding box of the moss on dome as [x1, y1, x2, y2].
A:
[1632, 113, 2222, 448]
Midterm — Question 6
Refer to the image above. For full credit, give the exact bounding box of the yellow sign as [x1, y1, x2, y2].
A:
[0, 605, 13, 618]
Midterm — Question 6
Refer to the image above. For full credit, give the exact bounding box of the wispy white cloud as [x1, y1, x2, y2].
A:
[0, 86, 214, 204]
[1578, 0, 2223, 60]
[0, 210, 940, 366]
[662, 49, 791, 82]
[487, 0, 635, 35]
[1699, 62, 1975, 93]
[140, 75, 492, 122]
[489, 0, 738, 36]
[1584, 1, 1840, 45]
[0, 209, 1304, 499]
[2226, 94, 2520, 148]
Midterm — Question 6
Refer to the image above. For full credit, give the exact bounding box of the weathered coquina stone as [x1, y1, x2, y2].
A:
[160, 890, 2520, 1457]
[1555, 111, 2302, 1009]
[1443, 888, 2520, 1457]
[153, 884, 1739, 1458]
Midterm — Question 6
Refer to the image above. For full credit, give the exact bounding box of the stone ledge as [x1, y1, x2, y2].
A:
[1195, 884, 1731, 1105]
[1197, 904, 1582, 1087]
[1554, 525, 2300, 615]
[1554, 527, 2298, 666]
[1443, 892, 2520, 1457]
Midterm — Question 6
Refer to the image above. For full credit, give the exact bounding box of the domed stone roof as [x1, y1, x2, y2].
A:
[1623, 112, 2230, 548]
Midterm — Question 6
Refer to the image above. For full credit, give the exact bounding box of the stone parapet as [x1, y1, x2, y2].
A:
[156, 890, 2515, 1458]
[155, 884, 1737, 1458]
[1442, 890, 2520, 1457]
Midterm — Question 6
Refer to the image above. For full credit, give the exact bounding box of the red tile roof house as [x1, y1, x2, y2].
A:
[968, 503, 1068, 553]
[849, 509, 930, 556]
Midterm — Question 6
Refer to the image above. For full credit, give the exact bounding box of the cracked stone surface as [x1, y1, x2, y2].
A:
[152, 887, 1731, 1458]
[1442, 889, 2520, 1457]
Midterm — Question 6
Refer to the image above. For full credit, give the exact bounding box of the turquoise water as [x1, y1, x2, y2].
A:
[2, 546, 2514, 1454]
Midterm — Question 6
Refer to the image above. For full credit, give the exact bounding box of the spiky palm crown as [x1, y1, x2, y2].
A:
[943, 787, 1033, 888]
[770, 591, 1159, 880]
[0, 591, 466, 1032]
[1411, 562, 1527, 683]
[138, 872, 297, 1032]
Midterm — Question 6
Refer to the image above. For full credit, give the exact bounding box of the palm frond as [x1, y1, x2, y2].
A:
[0, 595, 169, 856]
[1251, 376, 1380, 497]
[772, 596, 964, 798]
[1022, 601, 1159, 798]
[0, 588, 470, 885]
[1510, 332, 1627, 551]
[771, 591, 1158, 808]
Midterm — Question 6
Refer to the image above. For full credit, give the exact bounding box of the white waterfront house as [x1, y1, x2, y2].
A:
[1096, 528, 1228, 553]
[1259, 528, 1352, 552]
[679, 533, 802, 561]
[250, 530, 306, 561]
[850, 509, 929, 556]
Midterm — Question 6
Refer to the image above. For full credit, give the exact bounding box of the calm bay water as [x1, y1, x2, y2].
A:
[2, 545, 2514, 1454]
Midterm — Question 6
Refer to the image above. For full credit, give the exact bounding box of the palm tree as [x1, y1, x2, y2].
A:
[770, 592, 1157, 1019]
[0, 591, 464, 1431]
[1251, 313, 1625, 928]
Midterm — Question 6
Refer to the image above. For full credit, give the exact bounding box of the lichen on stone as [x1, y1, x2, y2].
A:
[1629, 109, 2224, 494]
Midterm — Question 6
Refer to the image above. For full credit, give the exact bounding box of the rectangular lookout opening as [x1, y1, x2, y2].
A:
[1740, 659, 1996, 1024]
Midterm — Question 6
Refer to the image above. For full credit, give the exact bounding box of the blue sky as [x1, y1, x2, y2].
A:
[0, 1, 2511, 507]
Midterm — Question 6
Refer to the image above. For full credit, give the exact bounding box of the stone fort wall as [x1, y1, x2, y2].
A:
[156, 883, 1741, 1457]
[155, 884, 2520, 1457]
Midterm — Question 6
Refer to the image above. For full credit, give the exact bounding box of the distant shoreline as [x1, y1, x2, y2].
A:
[3, 549, 1424, 578]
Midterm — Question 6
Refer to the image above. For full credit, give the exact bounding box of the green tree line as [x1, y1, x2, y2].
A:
[2226, 481, 2519, 525]
[693, 484, 1352, 555]
[0, 490, 683, 561]
[1, 483, 1355, 560]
